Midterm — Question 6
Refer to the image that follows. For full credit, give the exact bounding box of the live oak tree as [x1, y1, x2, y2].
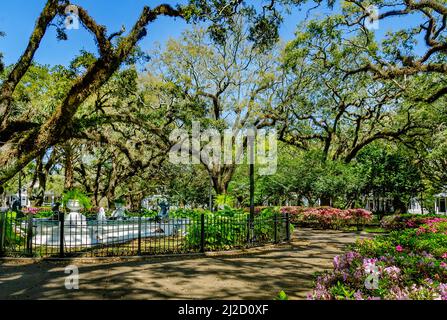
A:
[0, 31, 5, 73]
[336, 0, 447, 103]
[271, 17, 431, 163]
[0, 0, 190, 188]
[0, 0, 307, 190]
[0, 0, 284, 185]
[65, 67, 180, 207]
[151, 23, 278, 194]
[354, 143, 425, 214]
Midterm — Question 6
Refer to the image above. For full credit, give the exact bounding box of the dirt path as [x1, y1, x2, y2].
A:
[0, 229, 372, 300]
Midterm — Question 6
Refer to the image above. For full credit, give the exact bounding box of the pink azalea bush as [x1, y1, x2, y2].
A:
[280, 206, 372, 230]
[22, 207, 40, 215]
[308, 219, 447, 300]
[381, 214, 447, 231]
[308, 250, 447, 300]
[22, 207, 54, 218]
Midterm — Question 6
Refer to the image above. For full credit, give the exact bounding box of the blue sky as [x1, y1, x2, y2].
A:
[0, 1, 423, 68]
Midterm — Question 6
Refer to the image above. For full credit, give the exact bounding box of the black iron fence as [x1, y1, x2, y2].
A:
[0, 211, 291, 258]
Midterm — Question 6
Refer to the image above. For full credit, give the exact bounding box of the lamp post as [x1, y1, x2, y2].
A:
[18, 170, 22, 210]
[208, 173, 213, 212]
[248, 128, 255, 241]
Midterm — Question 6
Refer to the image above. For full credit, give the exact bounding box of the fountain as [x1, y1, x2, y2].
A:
[32, 199, 188, 250]
[64, 199, 90, 246]
[111, 202, 127, 220]
[97, 207, 107, 221]
[65, 199, 87, 226]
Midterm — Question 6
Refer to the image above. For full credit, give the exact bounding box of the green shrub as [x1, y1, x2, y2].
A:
[309, 218, 447, 300]
[141, 208, 158, 218]
[2, 212, 25, 247]
[380, 214, 441, 231]
[184, 207, 293, 250]
[281, 206, 372, 230]
[215, 194, 236, 208]
[125, 209, 158, 218]
[253, 208, 294, 242]
[170, 208, 205, 219]
[62, 189, 91, 209]
[184, 213, 247, 250]
[275, 291, 289, 300]
[34, 210, 54, 218]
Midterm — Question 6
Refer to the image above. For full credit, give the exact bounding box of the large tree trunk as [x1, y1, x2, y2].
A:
[129, 192, 144, 211]
[35, 168, 47, 206]
[27, 158, 40, 206]
[93, 162, 102, 206]
[0, 3, 183, 186]
[106, 161, 119, 209]
[392, 196, 407, 214]
[35, 148, 57, 206]
[63, 144, 74, 190]
[210, 164, 236, 195]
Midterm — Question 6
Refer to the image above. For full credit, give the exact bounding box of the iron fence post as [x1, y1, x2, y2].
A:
[0, 211, 5, 256]
[274, 213, 278, 244]
[246, 215, 251, 244]
[59, 212, 64, 258]
[137, 215, 142, 255]
[286, 212, 291, 241]
[200, 213, 205, 253]
[26, 213, 33, 256]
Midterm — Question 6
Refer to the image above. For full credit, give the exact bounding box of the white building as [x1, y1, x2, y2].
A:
[364, 195, 427, 214]
[2, 187, 60, 209]
[4, 188, 31, 208]
[434, 192, 447, 215]
[364, 196, 394, 213]
[408, 198, 427, 214]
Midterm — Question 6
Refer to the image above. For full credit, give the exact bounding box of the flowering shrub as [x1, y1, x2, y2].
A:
[280, 206, 372, 230]
[380, 214, 447, 231]
[22, 207, 53, 218]
[22, 207, 40, 215]
[308, 219, 447, 300]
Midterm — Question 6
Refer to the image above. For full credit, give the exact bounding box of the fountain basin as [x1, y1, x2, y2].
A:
[31, 218, 190, 247]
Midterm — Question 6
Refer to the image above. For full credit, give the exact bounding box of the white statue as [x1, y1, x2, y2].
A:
[97, 207, 107, 221]
[64, 199, 87, 226]
[111, 202, 126, 220]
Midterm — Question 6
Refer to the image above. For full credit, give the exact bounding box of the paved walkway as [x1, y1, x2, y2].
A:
[0, 229, 372, 300]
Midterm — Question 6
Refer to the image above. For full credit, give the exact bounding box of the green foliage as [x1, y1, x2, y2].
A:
[126, 209, 158, 218]
[34, 210, 54, 218]
[141, 209, 158, 218]
[237, 146, 366, 208]
[380, 214, 438, 231]
[62, 189, 91, 209]
[358, 224, 447, 259]
[114, 197, 126, 205]
[275, 290, 289, 300]
[184, 207, 292, 249]
[310, 218, 447, 300]
[355, 145, 424, 213]
[170, 208, 204, 219]
[215, 194, 236, 208]
[2, 212, 25, 247]
[254, 208, 293, 242]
